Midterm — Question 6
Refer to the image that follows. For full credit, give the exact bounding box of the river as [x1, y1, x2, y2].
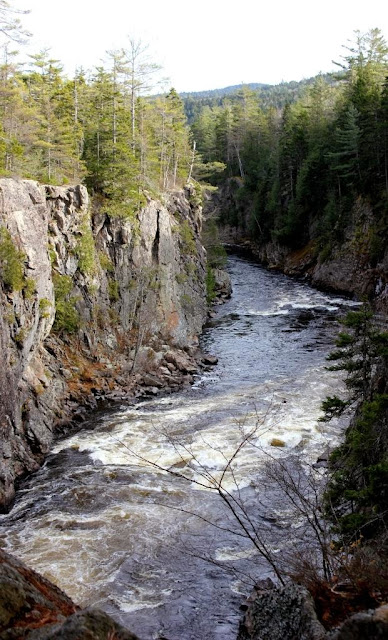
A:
[0, 255, 361, 640]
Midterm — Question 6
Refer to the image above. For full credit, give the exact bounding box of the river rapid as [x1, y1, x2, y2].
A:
[0, 255, 361, 640]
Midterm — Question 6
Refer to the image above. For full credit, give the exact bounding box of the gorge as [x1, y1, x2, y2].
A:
[0, 178, 207, 510]
[0, 24, 387, 638]
[0, 234, 368, 639]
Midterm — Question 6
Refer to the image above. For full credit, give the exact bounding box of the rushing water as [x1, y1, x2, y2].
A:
[0, 255, 361, 640]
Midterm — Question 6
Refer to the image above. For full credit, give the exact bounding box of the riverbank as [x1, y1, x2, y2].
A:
[204, 184, 388, 317]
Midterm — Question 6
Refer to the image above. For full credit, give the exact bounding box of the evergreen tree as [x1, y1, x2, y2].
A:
[321, 305, 388, 541]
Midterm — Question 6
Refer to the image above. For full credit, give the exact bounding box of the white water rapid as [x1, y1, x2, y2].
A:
[0, 255, 361, 639]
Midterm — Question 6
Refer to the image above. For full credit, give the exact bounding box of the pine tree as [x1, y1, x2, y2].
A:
[23, 50, 84, 183]
[321, 305, 387, 418]
[321, 305, 388, 541]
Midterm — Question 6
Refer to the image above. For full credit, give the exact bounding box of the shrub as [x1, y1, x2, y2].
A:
[54, 299, 80, 334]
[180, 293, 192, 308]
[175, 272, 187, 285]
[39, 298, 52, 319]
[48, 245, 57, 266]
[52, 273, 80, 334]
[179, 220, 196, 255]
[98, 251, 114, 273]
[318, 243, 332, 263]
[76, 220, 96, 275]
[23, 277, 36, 299]
[184, 261, 198, 277]
[205, 266, 216, 304]
[53, 273, 72, 299]
[187, 182, 203, 207]
[201, 218, 227, 269]
[0, 227, 25, 291]
[87, 283, 98, 296]
[108, 279, 119, 302]
[14, 328, 26, 346]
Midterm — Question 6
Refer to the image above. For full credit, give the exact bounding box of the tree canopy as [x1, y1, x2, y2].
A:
[191, 29, 388, 258]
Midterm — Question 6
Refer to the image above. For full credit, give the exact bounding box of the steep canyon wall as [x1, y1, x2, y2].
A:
[0, 179, 207, 509]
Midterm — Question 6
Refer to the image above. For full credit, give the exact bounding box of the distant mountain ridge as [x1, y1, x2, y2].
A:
[179, 82, 272, 99]
[181, 75, 335, 123]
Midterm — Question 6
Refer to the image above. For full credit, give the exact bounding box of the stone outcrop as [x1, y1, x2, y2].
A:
[238, 581, 327, 640]
[327, 604, 388, 639]
[0, 549, 140, 639]
[0, 178, 208, 509]
[238, 580, 388, 640]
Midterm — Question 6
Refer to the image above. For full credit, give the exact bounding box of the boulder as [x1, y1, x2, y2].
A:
[213, 268, 232, 300]
[26, 610, 140, 639]
[238, 581, 326, 640]
[202, 354, 218, 365]
[164, 350, 198, 373]
[328, 604, 388, 640]
[0, 550, 140, 639]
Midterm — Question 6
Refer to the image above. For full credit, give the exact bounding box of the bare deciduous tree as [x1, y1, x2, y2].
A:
[111, 406, 352, 590]
[0, 1, 30, 44]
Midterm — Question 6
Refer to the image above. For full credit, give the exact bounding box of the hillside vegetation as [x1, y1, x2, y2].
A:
[191, 29, 388, 271]
[0, 45, 193, 218]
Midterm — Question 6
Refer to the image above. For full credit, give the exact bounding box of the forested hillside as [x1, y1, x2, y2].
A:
[191, 29, 388, 270]
[2, 24, 387, 271]
[0, 45, 193, 217]
[182, 76, 334, 123]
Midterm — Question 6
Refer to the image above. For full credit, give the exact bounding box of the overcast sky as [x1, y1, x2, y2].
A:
[19, 0, 388, 92]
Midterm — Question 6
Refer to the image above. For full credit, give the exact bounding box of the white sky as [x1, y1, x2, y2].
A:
[17, 0, 388, 92]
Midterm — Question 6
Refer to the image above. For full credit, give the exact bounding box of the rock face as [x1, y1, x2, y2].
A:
[0, 178, 207, 509]
[0, 549, 140, 639]
[237, 581, 327, 640]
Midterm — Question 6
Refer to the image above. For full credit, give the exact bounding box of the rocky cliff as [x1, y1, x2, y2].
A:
[0, 178, 208, 509]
